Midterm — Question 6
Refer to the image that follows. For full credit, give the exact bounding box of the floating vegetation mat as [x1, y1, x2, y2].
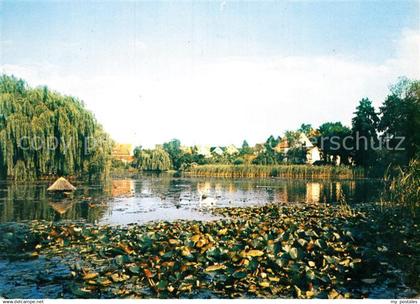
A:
[0, 204, 418, 299]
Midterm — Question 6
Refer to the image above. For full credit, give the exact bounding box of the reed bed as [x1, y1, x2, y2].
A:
[186, 164, 364, 179]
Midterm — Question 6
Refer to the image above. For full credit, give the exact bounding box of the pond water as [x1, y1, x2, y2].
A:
[0, 174, 383, 225]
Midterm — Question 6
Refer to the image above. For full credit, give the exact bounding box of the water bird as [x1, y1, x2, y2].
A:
[198, 191, 217, 208]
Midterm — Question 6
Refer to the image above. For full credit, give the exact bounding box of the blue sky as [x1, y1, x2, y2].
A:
[1, 1, 419, 146]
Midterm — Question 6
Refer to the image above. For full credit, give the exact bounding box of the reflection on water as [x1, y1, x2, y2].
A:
[0, 174, 382, 225]
[107, 179, 135, 197]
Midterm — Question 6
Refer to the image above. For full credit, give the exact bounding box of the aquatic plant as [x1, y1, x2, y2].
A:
[187, 164, 363, 179]
[1, 201, 419, 299]
[0, 205, 379, 298]
[383, 159, 420, 212]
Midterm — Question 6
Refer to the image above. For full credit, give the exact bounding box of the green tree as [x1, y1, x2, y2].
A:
[351, 98, 379, 168]
[163, 139, 182, 170]
[253, 135, 283, 165]
[132, 146, 171, 171]
[298, 123, 312, 136]
[265, 135, 280, 150]
[317, 122, 352, 165]
[379, 78, 420, 166]
[0, 75, 112, 180]
[239, 140, 253, 155]
[284, 131, 301, 148]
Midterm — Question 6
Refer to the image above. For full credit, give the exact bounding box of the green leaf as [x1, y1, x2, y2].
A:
[232, 271, 247, 279]
[157, 280, 168, 290]
[129, 266, 141, 274]
[289, 247, 298, 260]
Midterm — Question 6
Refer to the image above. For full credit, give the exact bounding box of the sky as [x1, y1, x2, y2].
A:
[1, 0, 419, 148]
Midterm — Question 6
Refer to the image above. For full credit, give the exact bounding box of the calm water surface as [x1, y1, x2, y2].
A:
[0, 174, 383, 225]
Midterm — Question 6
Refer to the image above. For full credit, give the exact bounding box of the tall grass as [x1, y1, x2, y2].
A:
[383, 159, 419, 212]
[186, 164, 364, 179]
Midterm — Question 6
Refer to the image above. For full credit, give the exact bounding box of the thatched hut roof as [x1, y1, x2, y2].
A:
[47, 177, 76, 192]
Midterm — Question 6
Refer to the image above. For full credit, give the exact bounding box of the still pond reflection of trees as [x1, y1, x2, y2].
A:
[0, 175, 382, 224]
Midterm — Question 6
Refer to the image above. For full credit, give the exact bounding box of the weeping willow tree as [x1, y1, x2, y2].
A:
[0, 75, 113, 180]
[132, 146, 172, 171]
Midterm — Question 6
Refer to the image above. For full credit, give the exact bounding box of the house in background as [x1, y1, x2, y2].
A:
[306, 146, 321, 165]
[225, 144, 239, 155]
[274, 133, 321, 165]
[211, 146, 224, 156]
[274, 139, 289, 154]
[180, 145, 193, 154]
[196, 145, 212, 158]
[112, 143, 134, 164]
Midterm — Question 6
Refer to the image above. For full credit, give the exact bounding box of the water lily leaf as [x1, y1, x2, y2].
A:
[114, 255, 125, 266]
[315, 239, 327, 249]
[248, 285, 257, 293]
[144, 269, 154, 278]
[306, 269, 315, 281]
[157, 280, 168, 290]
[308, 261, 316, 267]
[306, 290, 315, 298]
[294, 285, 302, 297]
[118, 242, 134, 254]
[246, 250, 264, 257]
[167, 285, 175, 293]
[97, 278, 112, 287]
[168, 239, 179, 245]
[297, 238, 307, 247]
[205, 264, 227, 272]
[247, 258, 259, 271]
[181, 247, 191, 256]
[328, 289, 340, 299]
[218, 228, 228, 236]
[196, 239, 207, 248]
[259, 281, 270, 288]
[339, 259, 350, 267]
[191, 234, 201, 243]
[268, 276, 280, 282]
[232, 271, 247, 279]
[129, 266, 141, 274]
[111, 273, 128, 282]
[70, 285, 92, 298]
[289, 247, 298, 260]
[82, 272, 98, 280]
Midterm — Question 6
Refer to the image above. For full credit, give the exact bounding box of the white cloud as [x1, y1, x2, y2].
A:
[1, 30, 419, 147]
[220, 1, 227, 12]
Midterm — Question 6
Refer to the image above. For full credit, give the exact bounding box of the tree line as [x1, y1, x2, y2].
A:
[132, 78, 419, 175]
[1, 74, 417, 179]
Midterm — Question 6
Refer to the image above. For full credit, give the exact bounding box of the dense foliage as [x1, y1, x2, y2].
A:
[315, 122, 351, 165]
[0, 75, 113, 180]
[351, 98, 379, 168]
[378, 78, 420, 166]
[132, 146, 172, 171]
[316, 78, 420, 173]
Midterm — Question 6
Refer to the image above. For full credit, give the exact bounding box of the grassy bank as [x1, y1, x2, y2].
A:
[186, 164, 364, 179]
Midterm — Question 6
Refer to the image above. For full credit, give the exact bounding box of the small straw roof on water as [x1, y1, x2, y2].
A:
[47, 177, 77, 191]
